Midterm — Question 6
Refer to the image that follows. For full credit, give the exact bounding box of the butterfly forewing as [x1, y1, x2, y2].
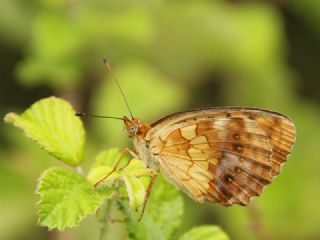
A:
[146, 107, 296, 206]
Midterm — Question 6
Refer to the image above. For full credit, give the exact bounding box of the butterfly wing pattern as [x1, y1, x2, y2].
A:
[145, 107, 296, 206]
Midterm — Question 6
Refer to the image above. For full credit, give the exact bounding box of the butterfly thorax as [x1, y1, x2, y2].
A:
[124, 116, 160, 171]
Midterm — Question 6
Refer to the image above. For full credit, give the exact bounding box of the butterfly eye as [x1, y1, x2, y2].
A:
[126, 125, 138, 137]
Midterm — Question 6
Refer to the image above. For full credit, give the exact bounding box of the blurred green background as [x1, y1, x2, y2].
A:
[1, 0, 320, 239]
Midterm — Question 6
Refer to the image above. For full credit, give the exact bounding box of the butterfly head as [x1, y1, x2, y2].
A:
[123, 116, 151, 138]
[123, 116, 140, 137]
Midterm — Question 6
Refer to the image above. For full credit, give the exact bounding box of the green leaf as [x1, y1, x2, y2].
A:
[88, 148, 149, 185]
[178, 226, 230, 240]
[4, 97, 85, 166]
[37, 167, 111, 230]
[122, 174, 184, 240]
[87, 166, 119, 185]
[92, 148, 129, 168]
[118, 159, 150, 211]
[88, 149, 150, 211]
[121, 159, 149, 177]
[122, 174, 146, 210]
[87, 149, 127, 185]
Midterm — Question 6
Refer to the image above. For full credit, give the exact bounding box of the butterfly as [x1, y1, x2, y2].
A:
[123, 107, 296, 207]
[81, 59, 296, 220]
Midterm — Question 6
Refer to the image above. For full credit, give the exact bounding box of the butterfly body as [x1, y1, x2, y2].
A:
[123, 107, 296, 207]
[124, 116, 159, 171]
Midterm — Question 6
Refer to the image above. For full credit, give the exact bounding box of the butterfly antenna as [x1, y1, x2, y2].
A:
[103, 58, 134, 119]
[76, 112, 124, 121]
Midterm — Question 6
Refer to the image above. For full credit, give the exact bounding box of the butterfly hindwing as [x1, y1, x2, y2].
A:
[253, 115, 296, 176]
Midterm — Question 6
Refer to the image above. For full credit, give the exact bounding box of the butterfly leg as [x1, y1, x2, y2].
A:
[94, 148, 135, 187]
[138, 171, 158, 221]
[117, 148, 138, 171]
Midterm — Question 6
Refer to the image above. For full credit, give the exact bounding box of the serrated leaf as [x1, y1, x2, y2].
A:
[87, 149, 126, 185]
[4, 97, 85, 166]
[123, 174, 184, 240]
[145, 175, 184, 239]
[89, 148, 150, 214]
[87, 166, 120, 185]
[178, 225, 230, 240]
[92, 148, 129, 168]
[88, 149, 149, 185]
[122, 174, 146, 210]
[37, 167, 111, 230]
[122, 159, 149, 177]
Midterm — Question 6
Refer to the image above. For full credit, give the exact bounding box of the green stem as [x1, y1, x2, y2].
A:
[98, 199, 113, 240]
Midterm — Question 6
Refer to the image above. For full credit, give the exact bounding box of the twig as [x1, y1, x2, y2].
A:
[97, 199, 113, 240]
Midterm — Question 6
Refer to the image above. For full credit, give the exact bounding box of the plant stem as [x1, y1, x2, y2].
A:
[98, 199, 113, 240]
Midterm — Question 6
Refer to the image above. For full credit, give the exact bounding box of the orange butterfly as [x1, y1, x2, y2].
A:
[79, 59, 296, 220]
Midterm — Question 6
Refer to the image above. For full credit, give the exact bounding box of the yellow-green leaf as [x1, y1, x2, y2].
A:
[88, 149, 150, 211]
[87, 166, 120, 185]
[4, 97, 85, 166]
[88, 149, 149, 186]
[122, 174, 146, 210]
[122, 159, 149, 177]
[37, 167, 111, 230]
[178, 225, 230, 240]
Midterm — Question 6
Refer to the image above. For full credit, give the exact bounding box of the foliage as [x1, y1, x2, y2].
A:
[4, 97, 229, 239]
[178, 226, 229, 240]
[1, 0, 320, 239]
[4, 97, 85, 166]
[37, 167, 109, 230]
[120, 174, 184, 240]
